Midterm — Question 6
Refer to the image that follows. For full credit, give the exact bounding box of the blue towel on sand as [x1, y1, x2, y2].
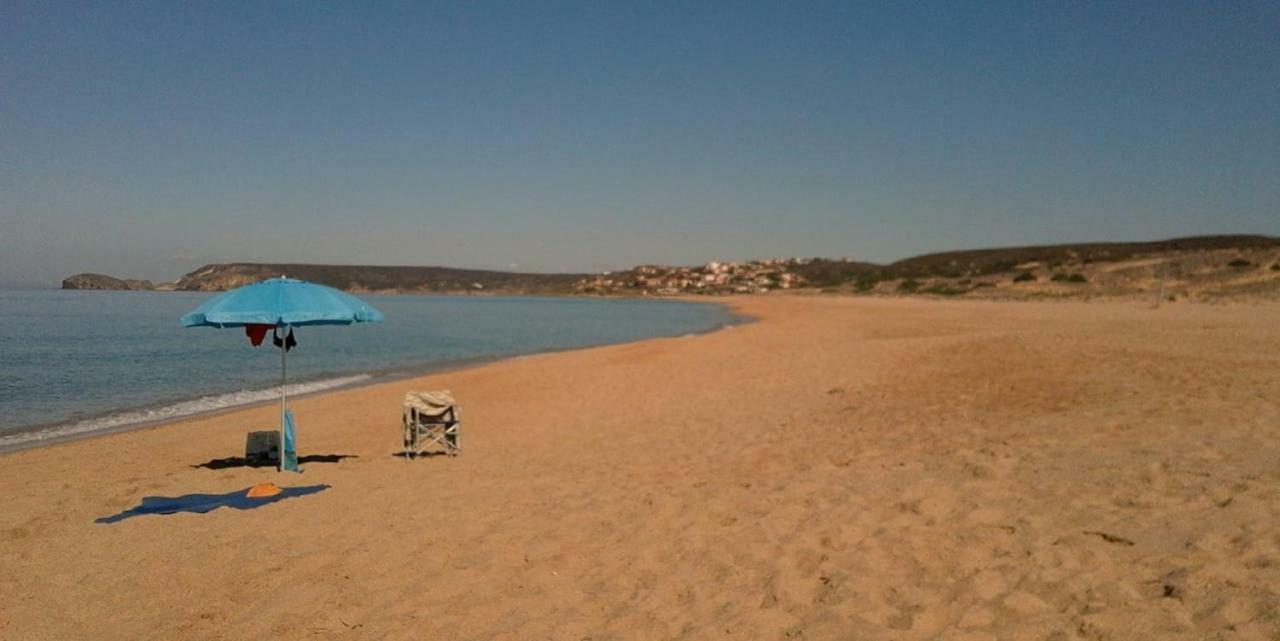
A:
[95, 484, 329, 524]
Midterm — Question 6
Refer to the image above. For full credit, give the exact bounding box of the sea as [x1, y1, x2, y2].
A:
[0, 290, 740, 451]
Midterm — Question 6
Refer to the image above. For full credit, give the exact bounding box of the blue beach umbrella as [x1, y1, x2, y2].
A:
[181, 278, 384, 470]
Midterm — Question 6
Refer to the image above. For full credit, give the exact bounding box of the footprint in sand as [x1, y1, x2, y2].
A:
[1, 527, 31, 541]
[957, 606, 996, 628]
[965, 508, 1005, 526]
[899, 481, 958, 521]
[971, 569, 1008, 601]
[1001, 590, 1049, 615]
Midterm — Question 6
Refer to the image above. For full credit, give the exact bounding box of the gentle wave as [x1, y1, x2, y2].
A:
[0, 374, 372, 450]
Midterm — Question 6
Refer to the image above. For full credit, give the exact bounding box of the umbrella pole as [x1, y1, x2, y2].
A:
[279, 327, 287, 472]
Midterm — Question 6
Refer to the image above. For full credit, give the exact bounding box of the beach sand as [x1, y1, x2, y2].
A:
[3, 296, 1279, 640]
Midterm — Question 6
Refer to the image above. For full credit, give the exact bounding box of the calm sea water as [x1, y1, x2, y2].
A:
[0, 290, 738, 449]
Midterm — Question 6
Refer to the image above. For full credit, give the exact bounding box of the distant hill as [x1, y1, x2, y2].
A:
[63, 234, 1280, 300]
[573, 234, 1280, 300]
[883, 235, 1280, 278]
[170, 263, 586, 294]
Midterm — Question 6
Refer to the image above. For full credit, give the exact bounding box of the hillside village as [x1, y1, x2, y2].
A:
[574, 258, 820, 295]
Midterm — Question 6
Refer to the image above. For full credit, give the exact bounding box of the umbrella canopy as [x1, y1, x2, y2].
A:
[181, 277, 384, 328]
[181, 277, 384, 471]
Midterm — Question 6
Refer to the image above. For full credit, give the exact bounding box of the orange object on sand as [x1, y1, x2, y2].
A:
[246, 483, 282, 498]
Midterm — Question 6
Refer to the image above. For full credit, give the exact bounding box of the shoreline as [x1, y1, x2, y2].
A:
[3, 289, 1267, 456]
[0, 299, 752, 456]
[6, 289, 1269, 456]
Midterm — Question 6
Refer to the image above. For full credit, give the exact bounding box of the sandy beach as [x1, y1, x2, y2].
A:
[2, 295, 1279, 641]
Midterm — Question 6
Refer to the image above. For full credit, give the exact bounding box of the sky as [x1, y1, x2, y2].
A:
[2, 2, 1278, 285]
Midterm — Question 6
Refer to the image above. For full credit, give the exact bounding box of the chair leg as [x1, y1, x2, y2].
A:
[403, 420, 460, 458]
[447, 424, 460, 456]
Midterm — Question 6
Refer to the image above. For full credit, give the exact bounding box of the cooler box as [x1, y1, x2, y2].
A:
[245, 431, 280, 463]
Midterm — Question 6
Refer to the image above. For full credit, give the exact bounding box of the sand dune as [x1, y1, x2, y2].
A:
[2, 296, 1279, 640]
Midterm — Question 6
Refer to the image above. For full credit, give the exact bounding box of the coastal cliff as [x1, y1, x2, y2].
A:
[62, 273, 154, 291]
[172, 263, 586, 294]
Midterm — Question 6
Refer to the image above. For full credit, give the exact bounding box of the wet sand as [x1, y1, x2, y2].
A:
[2, 296, 1279, 640]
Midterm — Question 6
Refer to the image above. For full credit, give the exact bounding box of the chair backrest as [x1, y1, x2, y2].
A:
[404, 390, 456, 419]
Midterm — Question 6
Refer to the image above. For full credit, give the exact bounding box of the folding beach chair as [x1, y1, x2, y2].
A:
[403, 391, 461, 458]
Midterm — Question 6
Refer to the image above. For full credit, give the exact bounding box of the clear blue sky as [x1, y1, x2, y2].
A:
[2, 1, 1277, 284]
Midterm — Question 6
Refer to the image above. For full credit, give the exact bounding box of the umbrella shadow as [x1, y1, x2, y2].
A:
[97, 484, 331, 524]
[191, 454, 357, 470]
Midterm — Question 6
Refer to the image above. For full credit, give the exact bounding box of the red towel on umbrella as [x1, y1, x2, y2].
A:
[244, 324, 272, 346]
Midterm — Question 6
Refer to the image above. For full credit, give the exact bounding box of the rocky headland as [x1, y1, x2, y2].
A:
[61, 273, 155, 291]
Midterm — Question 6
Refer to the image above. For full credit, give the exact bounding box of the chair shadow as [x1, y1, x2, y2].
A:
[390, 451, 451, 459]
[191, 454, 358, 470]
